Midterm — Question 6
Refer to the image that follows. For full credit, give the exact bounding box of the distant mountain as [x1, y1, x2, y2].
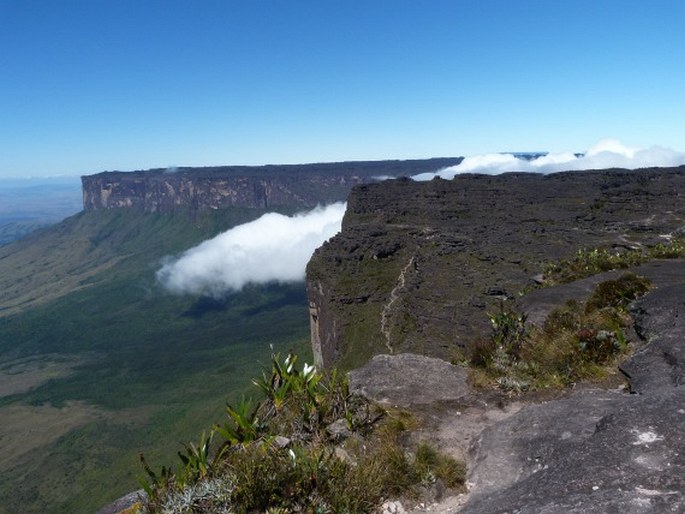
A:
[81, 158, 462, 212]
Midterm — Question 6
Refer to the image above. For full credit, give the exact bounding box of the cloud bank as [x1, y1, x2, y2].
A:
[157, 203, 346, 296]
[412, 139, 685, 180]
[159, 138, 685, 297]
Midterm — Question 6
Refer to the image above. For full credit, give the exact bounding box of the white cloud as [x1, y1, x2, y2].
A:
[158, 138, 685, 297]
[413, 138, 685, 180]
[157, 203, 346, 296]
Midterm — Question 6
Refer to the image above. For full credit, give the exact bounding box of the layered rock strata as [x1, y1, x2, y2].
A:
[81, 159, 461, 213]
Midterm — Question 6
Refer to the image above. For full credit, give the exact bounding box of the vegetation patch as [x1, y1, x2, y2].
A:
[138, 352, 465, 513]
[543, 238, 685, 285]
[464, 272, 652, 393]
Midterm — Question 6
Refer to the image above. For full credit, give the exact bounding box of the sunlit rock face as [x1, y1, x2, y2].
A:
[80, 159, 462, 213]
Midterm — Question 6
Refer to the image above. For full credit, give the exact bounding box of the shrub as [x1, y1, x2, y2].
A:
[468, 274, 645, 392]
[138, 352, 465, 513]
[585, 272, 651, 313]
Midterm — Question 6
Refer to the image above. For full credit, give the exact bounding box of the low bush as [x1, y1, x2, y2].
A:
[585, 272, 651, 313]
[467, 273, 651, 392]
[138, 352, 465, 513]
[542, 238, 685, 285]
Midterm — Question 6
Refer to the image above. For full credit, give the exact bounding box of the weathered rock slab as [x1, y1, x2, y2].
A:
[462, 265, 685, 514]
[462, 388, 685, 513]
[348, 353, 469, 407]
[622, 281, 685, 393]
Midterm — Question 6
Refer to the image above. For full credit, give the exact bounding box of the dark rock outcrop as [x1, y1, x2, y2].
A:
[81, 159, 462, 213]
[461, 262, 685, 513]
[462, 389, 685, 513]
[622, 282, 685, 394]
[307, 167, 685, 370]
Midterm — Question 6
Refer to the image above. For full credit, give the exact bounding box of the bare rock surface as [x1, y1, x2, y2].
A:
[348, 353, 470, 407]
[622, 280, 685, 394]
[461, 388, 685, 513]
[459, 260, 685, 513]
[376, 260, 685, 513]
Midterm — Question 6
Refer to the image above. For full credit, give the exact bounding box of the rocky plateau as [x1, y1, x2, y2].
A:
[81, 159, 461, 213]
[321, 166, 685, 513]
[307, 166, 685, 370]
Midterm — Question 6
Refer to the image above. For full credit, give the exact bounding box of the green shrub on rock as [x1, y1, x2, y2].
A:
[138, 352, 465, 513]
[467, 273, 651, 392]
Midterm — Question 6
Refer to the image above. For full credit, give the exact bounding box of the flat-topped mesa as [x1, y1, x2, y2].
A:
[306, 166, 685, 370]
[80, 159, 462, 213]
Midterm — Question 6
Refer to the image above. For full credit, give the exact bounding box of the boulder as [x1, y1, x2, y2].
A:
[348, 353, 469, 407]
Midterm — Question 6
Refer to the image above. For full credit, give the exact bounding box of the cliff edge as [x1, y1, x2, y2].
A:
[81, 159, 462, 213]
[307, 167, 685, 370]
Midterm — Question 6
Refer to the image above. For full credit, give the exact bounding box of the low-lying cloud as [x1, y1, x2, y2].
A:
[158, 138, 685, 297]
[412, 139, 685, 180]
[157, 203, 346, 296]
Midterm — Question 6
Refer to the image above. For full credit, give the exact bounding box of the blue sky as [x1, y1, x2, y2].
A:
[1, 0, 683, 178]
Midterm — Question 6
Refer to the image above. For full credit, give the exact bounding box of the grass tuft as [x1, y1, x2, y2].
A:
[465, 273, 652, 392]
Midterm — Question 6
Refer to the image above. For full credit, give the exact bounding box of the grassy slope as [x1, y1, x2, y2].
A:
[0, 207, 312, 514]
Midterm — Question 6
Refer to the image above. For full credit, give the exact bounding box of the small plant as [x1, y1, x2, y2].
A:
[413, 443, 466, 491]
[487, 305, 530, 363]
[585, 272, 651, 313]
[138, 352, 453, 513]
[214, 396, 261, 447]
[177, 430, 214, 483]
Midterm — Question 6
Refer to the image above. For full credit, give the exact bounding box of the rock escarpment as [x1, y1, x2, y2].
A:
[306, 166, 685, 370]
[346, 262, 685, 513]
[81, 159, 462, 213]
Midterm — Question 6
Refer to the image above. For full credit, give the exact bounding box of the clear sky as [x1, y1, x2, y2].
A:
[1, 0, 683, 178]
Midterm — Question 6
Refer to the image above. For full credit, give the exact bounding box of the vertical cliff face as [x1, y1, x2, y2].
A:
[306, 167, 685, 370]
[82, 173, 338, 212]
[81, 159, 463, 213]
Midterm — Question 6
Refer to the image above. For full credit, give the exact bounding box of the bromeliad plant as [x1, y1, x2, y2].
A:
[487, 306, 530, 364]
[137, 351, 392, 513]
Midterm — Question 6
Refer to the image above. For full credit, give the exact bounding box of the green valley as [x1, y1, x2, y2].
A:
[0, 206, 311, 513]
